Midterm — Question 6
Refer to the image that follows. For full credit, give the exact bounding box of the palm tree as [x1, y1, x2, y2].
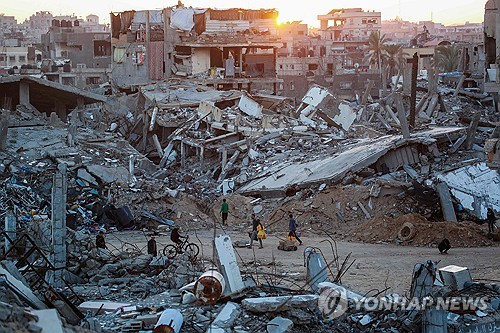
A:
[435, 45, 460, 73]
[383, 44, 403, 77]
[367, 31, 388, 71]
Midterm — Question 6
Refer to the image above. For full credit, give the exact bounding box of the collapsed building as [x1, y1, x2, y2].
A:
[0, 3, 499, 333]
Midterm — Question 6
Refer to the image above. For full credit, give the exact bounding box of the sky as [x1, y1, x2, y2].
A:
[0, 0, 488, 27]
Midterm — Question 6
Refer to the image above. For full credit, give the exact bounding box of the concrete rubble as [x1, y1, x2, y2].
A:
[0, 31, 499, 333]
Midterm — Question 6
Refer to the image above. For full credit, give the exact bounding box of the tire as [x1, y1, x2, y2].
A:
[185, 243, 199, 259]
[163, 244, 177, 259]
[398, 222, 416, 241]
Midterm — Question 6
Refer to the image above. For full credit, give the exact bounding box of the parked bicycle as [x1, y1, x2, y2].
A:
[163, 235, 199, 260]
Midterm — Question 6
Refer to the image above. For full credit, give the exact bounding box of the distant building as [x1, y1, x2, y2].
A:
[0, 46, 36, 67]
[0, 14, 17, 33]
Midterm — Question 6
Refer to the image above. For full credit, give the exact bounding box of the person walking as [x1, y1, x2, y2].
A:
[249, 214, 263, 249]
[487, 208, 497, 233]
[147, 235, 157, 257]
[288, 213, 302, 245]
[96, 231, 107, 249]
[220, 198, 229, 226]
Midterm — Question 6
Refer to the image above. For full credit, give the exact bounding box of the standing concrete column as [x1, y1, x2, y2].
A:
[51, 163, 67, 288]
[0, 110, 9, 151]
[4, 210, 16, 253]
[19, 81, 30, 106]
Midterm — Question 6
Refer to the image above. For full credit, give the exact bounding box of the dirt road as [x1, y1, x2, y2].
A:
[108, 228, 499, 295]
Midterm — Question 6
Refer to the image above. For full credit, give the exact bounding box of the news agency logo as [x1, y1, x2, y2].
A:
[319, 286, 489, 320]
[318, 285, 349, 319]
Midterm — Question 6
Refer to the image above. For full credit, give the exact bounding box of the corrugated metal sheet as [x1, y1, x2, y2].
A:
[205, 20, 250, 33]
[148, 41, 164, 80]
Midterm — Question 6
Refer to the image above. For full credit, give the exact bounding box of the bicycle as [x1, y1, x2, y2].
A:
[162, 235, 199, 260]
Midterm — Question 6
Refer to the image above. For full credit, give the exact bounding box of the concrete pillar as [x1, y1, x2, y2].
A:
[51, 163, 67, 288]
[395, 93, 410, 139]
[76, 97, 85, 123]
[55, 100, 67, 122]
[0, 110, 9, 151]
[180, 141, 186, 168]
[200, 147, 204, 163]
[4, 210, 16, 253]
[129, 154, 136, 183]
[436, 182, 458, 222]
[221, 147, 228, 170]
[19, 81, 30, 106]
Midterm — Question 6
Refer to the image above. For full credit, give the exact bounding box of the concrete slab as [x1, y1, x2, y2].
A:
[30, 309, 63, 333]
[87, 165, 130, 185]
[238, 94, 263, 119]
[206, 302, 241, 333]
[78, 301, 132, 312]
[0, 266, 47, 309]
[267, 316, 293, 333]
[438, 162, 500, 219]
[215, 235, 244, 294]
[241, 295, 319, 313]
[240, 127, 463, 197]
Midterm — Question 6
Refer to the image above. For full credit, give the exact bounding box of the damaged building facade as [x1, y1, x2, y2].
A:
[277, 8, 382, 100]
[111, 7, 283, 94]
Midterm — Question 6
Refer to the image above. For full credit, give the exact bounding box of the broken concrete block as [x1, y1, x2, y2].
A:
[77, 168, 98, 186]
[439, 265, 472, 291]
[215, 235, 244, 294]
[78, 301, 131, 312]
[206, 302, 241, 333]
[241, 295, 319, 313]
[182, 292, 196, 304]
[30, 309, 64, 333]
[267, 316, 293, 333]
[238, 94, 263, 119]
[333, 103, 357, 131]
[0, 265, 47, 309]
[87, 165, 130, 184]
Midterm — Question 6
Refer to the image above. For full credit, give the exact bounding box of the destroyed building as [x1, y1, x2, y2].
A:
[110, 6, 283, 94]
[0, 2, 499, 333]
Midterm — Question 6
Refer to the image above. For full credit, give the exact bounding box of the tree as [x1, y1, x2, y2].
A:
[367, 31, 388, 71]
[435, 45, 460, 73]
[383, 44, 403, 77]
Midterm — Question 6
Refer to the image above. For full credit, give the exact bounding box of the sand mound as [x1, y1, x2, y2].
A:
[353, 213, 495, 247]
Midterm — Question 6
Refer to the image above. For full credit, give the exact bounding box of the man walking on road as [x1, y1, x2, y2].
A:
[288, 213, 302, 245]
[487, 208, 497, 234]
[220, 198, 229, 226]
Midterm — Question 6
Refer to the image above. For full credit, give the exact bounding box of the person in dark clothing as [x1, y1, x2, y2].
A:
[147, 236, 157, 256]
[96, 231, 106, 249]
[288, 213, 302, 245]
[487, 208, 497, 233]
[170, 227, 187, 247]
[438, 238, 451, 254]
[249, 214, 263, 249]
[220, 199, 229, 226]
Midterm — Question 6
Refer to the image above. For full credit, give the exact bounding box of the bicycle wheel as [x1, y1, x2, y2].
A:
[163, 244, 178, 259]
[185, 243, 199, 259]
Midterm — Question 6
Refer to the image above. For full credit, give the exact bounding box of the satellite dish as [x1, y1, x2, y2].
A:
[354, 63, 360, 69]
